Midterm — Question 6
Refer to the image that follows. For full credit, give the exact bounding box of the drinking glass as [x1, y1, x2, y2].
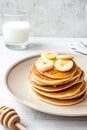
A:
[2, 11, 30, 50]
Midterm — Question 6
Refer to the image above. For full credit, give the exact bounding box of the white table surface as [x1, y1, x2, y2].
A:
[0, 36, 87, 130]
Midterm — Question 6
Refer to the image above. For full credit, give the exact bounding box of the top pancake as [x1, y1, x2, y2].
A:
[31, 65, 81, 86]
[35, 59, 77, 79]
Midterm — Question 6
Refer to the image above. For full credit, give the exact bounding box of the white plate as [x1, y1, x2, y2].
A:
[5, 54, 87, 116]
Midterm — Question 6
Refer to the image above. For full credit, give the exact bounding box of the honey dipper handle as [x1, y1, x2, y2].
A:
[15, 122, 28, 130]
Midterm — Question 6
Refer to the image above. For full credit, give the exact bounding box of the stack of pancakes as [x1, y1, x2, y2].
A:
[29, 52, 87, 106]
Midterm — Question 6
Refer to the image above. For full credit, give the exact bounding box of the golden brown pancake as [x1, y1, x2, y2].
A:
[33, 61, 77, 79]
[70, 83, 87, 99]
[29, 71, 84, 92]
[30, 88, 87, 106]
[31, 81, 85, 100]
[30, 66, 82, 86]
[38, 61, 77, 79]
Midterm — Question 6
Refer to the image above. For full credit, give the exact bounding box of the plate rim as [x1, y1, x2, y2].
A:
[5, 54, 87, 117]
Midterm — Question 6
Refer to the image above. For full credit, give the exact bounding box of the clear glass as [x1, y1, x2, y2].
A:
[2, 11, 30, 50]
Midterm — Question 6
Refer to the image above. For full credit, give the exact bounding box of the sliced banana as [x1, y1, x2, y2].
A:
[57, 54, 74, 60]
[36, 59, 54, 72]
[55, 59, 73, 72]
[41, 51, 58, 60]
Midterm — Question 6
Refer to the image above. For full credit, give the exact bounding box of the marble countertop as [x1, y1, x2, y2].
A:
[0, 36, 87, 130]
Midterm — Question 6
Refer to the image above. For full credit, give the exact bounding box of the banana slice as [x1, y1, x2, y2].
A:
[55, 59, 73, 72]
[41, 52, 58, 60]
[57, 54, 74, 60]
[36, 59, 54, 72]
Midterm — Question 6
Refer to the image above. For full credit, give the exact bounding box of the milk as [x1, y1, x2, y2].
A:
[3, 21, 30, 44]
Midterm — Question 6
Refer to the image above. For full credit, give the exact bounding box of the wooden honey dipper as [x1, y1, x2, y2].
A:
[0, 106, 28, 130]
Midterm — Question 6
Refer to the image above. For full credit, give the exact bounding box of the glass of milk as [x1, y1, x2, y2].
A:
[2, 12, 30, 50]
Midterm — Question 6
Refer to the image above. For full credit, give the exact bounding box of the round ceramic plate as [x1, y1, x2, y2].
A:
[5, 54, 87, 116]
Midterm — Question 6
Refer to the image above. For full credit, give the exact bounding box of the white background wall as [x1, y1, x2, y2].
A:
[0, 0, 87, 37]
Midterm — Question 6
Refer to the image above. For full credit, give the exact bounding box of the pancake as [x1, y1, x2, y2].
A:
[29, 71, 84, 92]
[31, 81, 85, 100]
[31, 88, 87, 106]
[37, 60, 77, 79]
[30, 66, 82, 86]
[69, 83, 87, 99]
[33, 61, 77, 79]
